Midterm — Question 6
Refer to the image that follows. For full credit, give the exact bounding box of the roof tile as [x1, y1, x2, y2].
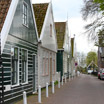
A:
[55, 22, 66, 49]
[0, 0, 11, 32]
[33, 3, 49, 37]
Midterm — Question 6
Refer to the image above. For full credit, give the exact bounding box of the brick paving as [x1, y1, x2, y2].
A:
[44, 74, 104, 104]
[15, 74, 104, 104]
[15, 77, 72, 104]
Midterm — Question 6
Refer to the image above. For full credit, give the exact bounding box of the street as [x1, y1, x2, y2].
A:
[42, 74, 104, 104]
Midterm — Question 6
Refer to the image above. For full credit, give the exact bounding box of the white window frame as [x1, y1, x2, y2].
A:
[45, 51, 49, 75]
[21, 49, 28, 84]
[11, 47, 19, 87]
[42, 50, 46, 76]
[52, 53, 56, 75]
[22, 1, 28, 27]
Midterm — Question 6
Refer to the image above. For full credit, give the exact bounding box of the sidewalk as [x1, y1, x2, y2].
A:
[15, 77, 76, 104]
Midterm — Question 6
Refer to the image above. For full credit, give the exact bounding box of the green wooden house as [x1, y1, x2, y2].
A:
[55, 21, 70, 78]
[0, 0, 38, 103]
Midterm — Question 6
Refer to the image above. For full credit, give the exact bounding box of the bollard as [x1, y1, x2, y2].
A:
[46, 83, 48, 97]
[38, 86, 41, 103]
[72, 76, 73, 80]
[69, 75, 70, 81]
[58, 78, 60, 88]
[62, 76, 63, 85]
[65, 76, 67, 83]
[23, 91, 27, 104]
[52, 81, 55, 94]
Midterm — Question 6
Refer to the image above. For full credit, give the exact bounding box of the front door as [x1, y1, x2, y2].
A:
[33, 55, 35, 92]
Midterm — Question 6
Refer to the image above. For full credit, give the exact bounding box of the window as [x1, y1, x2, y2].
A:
[50, 24, 52, 37]
[23, 2, 28, 26]
[43, 58, 46, 75]
[42, 51, 49, 76]
[53, 54, 56, 74]
[12, 48, 19, 85]
[22, 49, 27, 83]
[46, 57, 49, 75]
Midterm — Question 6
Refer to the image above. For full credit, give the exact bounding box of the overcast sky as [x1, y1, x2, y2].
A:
[32, 0, 98, 54]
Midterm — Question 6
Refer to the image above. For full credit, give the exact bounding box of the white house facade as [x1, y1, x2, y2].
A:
[33, 2, 59, 88]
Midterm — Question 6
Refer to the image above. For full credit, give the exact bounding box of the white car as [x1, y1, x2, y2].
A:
[88, 70, 93, 74]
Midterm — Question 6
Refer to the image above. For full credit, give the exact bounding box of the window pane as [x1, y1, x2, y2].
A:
[25, 5, 27, 15]
[12, 60, 18, 85]
[23, 4, 24, 13]
[14, 48, 18, 59]
[22, 50, 27, 83]
[25, 16, 26, 25]
[23, 2, 28, 26]
[12, 47, 18, 85]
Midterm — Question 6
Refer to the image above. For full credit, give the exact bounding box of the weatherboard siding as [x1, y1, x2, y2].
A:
[0, 0, 38, 103]
[38, 46, 57, 88]
[1, 35, 38, 103]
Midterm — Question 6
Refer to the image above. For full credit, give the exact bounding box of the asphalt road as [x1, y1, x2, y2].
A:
[43, 74, 104, 104]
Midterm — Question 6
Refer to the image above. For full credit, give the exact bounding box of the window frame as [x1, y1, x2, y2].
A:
[42, 50, 46, 76]
[11, 47, 19, 87]
[42, 50, 49, 76]
[50, 24, 52, 37]
[21, 49, 28, 84]
[22, 1, 28, 27]
[52, 53, 56, 75]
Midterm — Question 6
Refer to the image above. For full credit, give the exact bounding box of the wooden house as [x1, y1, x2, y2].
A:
[55, 21, 70, 78]
[0, 0, 38, 103]
[33, 2, 59, 88]
[87, 61, 98, 74]
[71, 37, 77, 77]
[98, 47, 104, 70]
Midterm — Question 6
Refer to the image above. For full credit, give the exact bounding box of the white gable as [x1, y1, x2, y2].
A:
[40, 2, 57, 52]
[1, 0, 19, 54]
[63, 21, 70, 53]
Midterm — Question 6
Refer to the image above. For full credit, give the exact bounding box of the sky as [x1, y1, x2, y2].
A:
[32, 0, 98, 54]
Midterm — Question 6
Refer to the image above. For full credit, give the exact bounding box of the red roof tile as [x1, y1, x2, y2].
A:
[0, 0, 11, 32]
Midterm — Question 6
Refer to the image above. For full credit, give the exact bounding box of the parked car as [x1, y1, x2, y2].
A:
[99, 69, 104, 80]
[88, 70, 93, 74]
[98, 71, 100, 79]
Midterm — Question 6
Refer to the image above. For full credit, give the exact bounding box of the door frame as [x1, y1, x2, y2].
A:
[32, 54, 36, 93]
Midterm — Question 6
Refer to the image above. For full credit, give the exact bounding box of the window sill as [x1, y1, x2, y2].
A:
[52, 73, 55, 75]
[22, 24, 29, 28]
[11, 84, 20, 88]
[42, 74, 49, 77]
[21, 82, 28, 85]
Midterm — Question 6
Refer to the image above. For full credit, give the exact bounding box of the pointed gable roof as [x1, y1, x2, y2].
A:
[87, 61, 98, 69]
[33, 3, 49, 38]
[55, 22, 66, 49]
[0, 0, 11, 32]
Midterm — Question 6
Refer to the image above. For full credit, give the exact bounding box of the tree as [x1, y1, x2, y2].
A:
[81, 0, 104, 41]
[86, 51, 98, 66]
[94, 0, 104, 12]
[78, 53, 86, 68]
